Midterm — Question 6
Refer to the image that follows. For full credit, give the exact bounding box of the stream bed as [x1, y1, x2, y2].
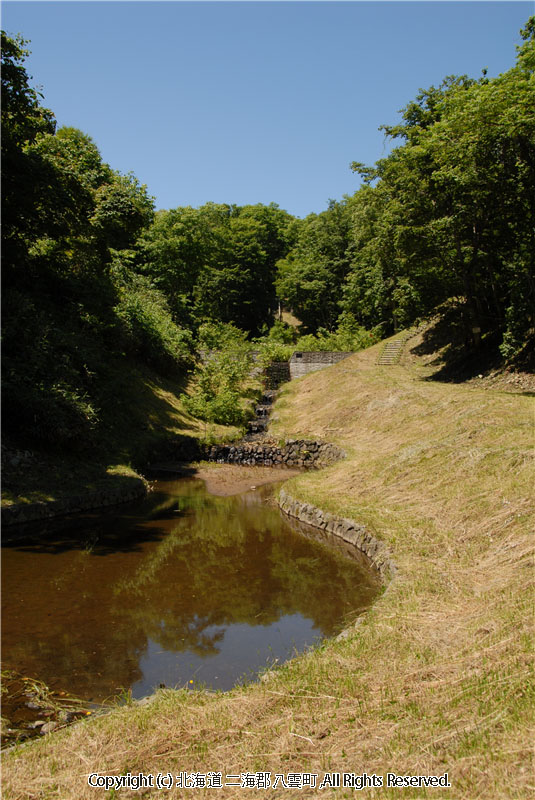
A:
[1, 470, 380, 717]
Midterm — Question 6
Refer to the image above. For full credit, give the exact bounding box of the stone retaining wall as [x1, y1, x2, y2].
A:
[201, 438, 345, 469]
[278, 488, 396, 584]
[264, 361, 291, 390]
[1, 479, 148, 528]
[289, 351, 353, 380]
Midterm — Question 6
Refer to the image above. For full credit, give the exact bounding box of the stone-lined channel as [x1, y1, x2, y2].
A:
[1, 471, 381, 716]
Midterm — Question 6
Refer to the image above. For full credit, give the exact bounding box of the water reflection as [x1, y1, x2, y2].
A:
[1, 476, 380, 700]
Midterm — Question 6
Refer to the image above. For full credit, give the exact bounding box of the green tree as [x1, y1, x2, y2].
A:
[1, 32, 187, 448]
[141, 202, 294, 335]
[138, 206, 213, 323]
[275, 200, 352, 332]
[346, 18, 535, 352]
[91, 172, 154, 252]
[1, 31, 56, 271]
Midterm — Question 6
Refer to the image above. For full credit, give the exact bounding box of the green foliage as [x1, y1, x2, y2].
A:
[499, 270, 535, 361]
[253, 313, 380, 367]
[113, 274, 194, 374]
[1, 31, 56, 270]
[140, 202, 294, 334]
[2, 286, 104, 447]
[346, 18, 535, 353]
[275, 200, 352, 333]
[1, 33, 190, 450]
[254, 340, 295, 367]
[293, 314, 380, 353]
[196, 321, 251, 352]
[266, 320, 298, 344]
[2, 17, 532, 460]
[137, 206, 212, 323]
[252, 321, 298, 366]
[91, 172, 154, 250]
[183, 385, 244, 428]
[37, 126, 114, 190]
[276, 19, 534, 358]
[183, 336, 254, 427]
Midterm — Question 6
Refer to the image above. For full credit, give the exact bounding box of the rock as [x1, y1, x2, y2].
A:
[40, 721, 59, 734]
[277, 490, 395, 586]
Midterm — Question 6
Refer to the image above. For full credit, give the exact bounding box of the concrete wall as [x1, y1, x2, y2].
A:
[264, 361, 291, 389]
[200, 349, 354, 384]
[289, 351, 353, 380]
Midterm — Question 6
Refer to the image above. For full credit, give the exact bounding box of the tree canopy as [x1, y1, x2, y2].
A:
[2, 19, 533, 445]
[277, 18, 534, 357]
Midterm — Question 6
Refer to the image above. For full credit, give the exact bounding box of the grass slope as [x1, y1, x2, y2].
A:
[2, 332, 534, 799]
[2, 361, 240, 507]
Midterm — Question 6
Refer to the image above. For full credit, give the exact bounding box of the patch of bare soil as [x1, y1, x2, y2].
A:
[193, 463, 302, 495]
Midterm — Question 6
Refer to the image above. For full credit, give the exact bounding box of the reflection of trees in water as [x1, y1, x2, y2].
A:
[146, 615, 226, 658]
[1, 479, 380, 701]
[1, 547, 148, 701]
[112, 485, 379, 655]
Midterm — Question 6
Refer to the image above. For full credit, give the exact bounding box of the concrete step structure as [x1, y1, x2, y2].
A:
[377, 329, 417, 365]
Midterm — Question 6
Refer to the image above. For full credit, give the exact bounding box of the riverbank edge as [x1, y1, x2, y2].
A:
[1, 475, 149, 528]
[277, 488, 396, 587]
[0, 435, 346, 529]
[1, 433, 393, 741]
[1, 441, 392, 754]
[3, 332, 533, 799]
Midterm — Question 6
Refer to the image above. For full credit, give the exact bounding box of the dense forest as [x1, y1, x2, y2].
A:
[2, 20, 534, 449]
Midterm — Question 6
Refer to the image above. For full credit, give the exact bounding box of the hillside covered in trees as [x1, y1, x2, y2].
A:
[2, 20, 534, 458]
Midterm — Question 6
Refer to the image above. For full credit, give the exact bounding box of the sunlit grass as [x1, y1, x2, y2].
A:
[2, 331, 533, 799]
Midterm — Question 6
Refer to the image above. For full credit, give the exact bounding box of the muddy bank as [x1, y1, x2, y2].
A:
[194, 463, 302, 495]
[151, 462, 302, 496]
[0, 670, 98, 750]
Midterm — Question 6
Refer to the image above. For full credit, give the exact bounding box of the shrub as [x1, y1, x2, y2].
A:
[183, 332, 255, 427]
[254, 313, 381, 363]
[114, 277, 193, 373]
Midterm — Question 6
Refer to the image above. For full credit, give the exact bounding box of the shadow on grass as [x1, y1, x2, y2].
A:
[90, 362, 201, 467]
[409, 307, 506, 384]
[1, 360, 209, 508]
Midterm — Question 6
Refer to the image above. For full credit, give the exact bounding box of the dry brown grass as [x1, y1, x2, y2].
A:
[2, 335, 534, 799]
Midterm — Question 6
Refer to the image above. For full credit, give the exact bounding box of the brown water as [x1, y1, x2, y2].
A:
[1, 475, 380, 703]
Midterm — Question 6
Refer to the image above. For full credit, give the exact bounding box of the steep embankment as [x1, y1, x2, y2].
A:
[3, 336, 533, 799]
[1, 362, 241, 517]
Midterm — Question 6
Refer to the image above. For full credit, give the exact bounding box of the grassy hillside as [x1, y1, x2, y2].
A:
[2, 361, 240, 507]
[2, 329, 533, 799]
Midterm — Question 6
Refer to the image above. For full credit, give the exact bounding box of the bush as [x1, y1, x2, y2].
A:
[254, 313, 381, 363]
[266, 320, 297, 344]
[255, 339, 295, 367]
[183, 332, 255, 427]
[114, 276, 193, 373]
[196, 320, 252, 352]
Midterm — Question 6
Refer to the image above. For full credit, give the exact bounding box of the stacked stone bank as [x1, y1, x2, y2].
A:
[278, 489, 396, 584]
[202, 438, 345, 469]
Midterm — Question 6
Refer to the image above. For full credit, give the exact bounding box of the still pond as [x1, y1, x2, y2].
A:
[1, 471, 380, 704]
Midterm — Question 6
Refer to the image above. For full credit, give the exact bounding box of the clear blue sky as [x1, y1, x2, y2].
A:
[2, 1, 532, 217]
